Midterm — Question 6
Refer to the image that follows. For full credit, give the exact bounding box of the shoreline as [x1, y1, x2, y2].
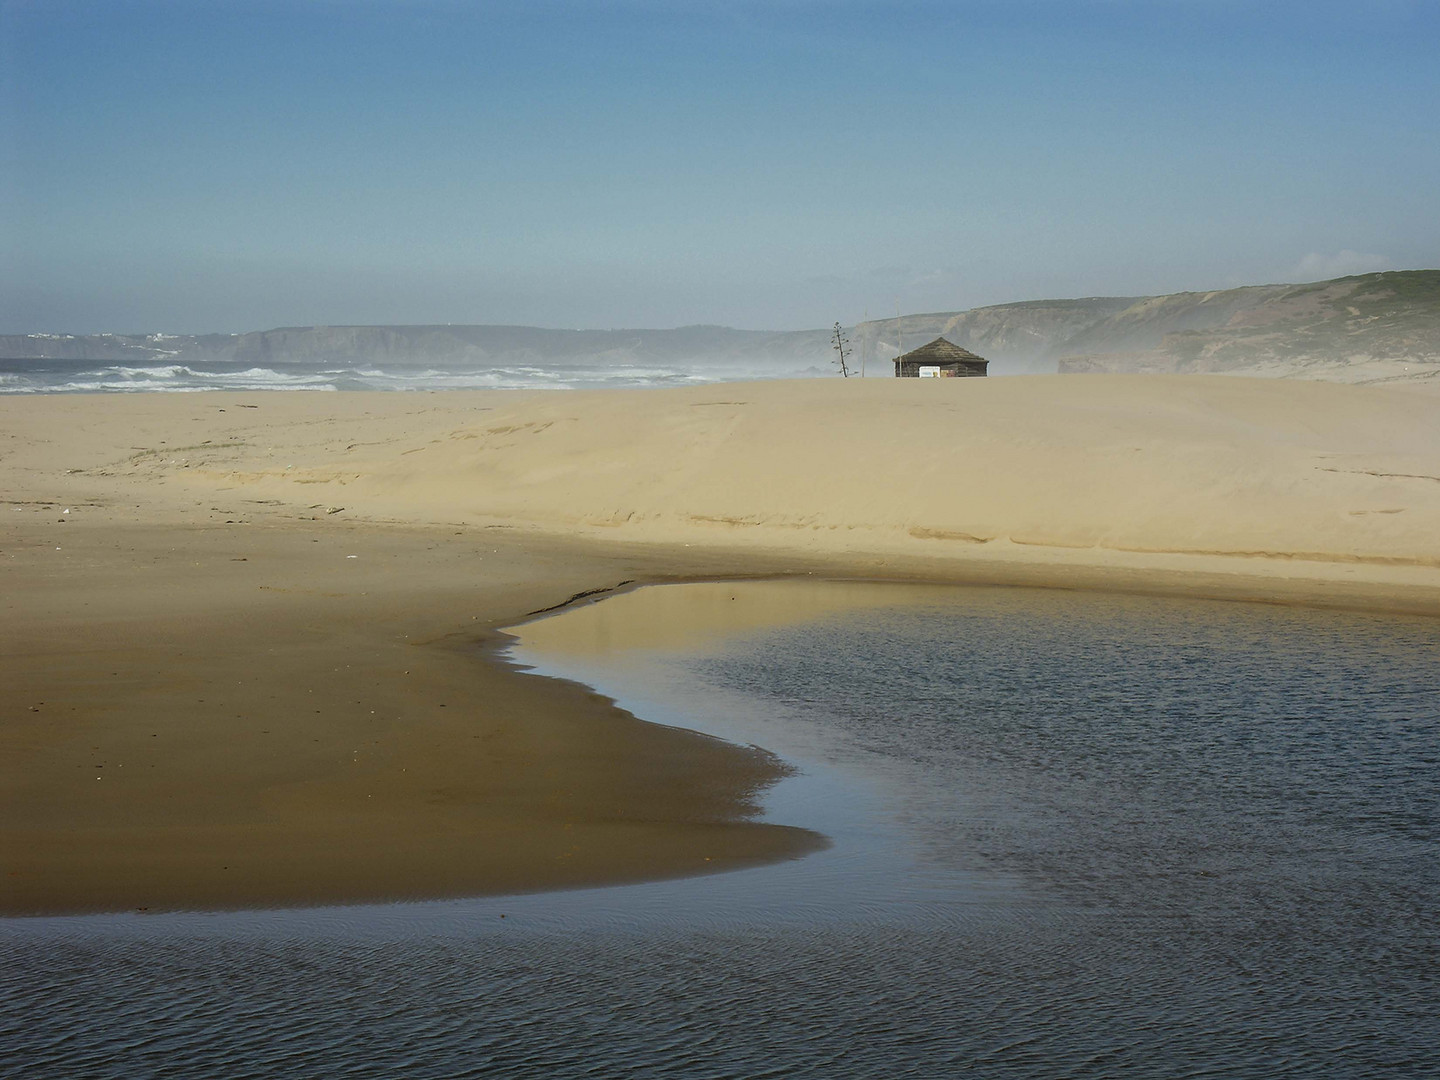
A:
[4, 378, 1439, 915]
[1, 522, 834, 918]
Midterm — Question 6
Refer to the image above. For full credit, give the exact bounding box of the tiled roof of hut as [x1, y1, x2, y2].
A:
[893, 337, 985, 364]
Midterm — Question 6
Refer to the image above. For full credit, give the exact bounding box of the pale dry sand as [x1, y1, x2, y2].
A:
[4, 374, 1439, 913]
[333, 376, 1440, 590]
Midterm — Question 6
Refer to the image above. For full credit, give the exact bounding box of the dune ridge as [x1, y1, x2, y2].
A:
[152, 376, 1440, 608]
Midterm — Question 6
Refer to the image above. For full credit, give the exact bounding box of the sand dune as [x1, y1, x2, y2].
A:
[10, 374, 1440, 606]
[370, 376, 1439, 558]
[124, 375, 1440, 608]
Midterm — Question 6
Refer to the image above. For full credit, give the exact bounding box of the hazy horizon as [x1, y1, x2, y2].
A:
[5, 268, 1436, 341]
[4, 0, 1438, 335]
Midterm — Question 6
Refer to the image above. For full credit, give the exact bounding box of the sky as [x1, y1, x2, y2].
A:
[2, 0, 1438, 334]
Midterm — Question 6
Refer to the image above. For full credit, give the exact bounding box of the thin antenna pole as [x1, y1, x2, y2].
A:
[895, 299, 903, 376]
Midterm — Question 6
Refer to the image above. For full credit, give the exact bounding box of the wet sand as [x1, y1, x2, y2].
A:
[3, 377, 1439, 914]
[1, 519, 838, 915]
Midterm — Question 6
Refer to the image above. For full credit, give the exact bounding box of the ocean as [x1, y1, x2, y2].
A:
[4, 581, 1437, 1077]
[0, 356, 823, 395]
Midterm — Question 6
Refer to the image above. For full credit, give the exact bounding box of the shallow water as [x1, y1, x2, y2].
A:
[5, 583, 1438, 1077]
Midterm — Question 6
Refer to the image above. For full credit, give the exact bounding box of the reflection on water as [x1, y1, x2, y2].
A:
[5, 583, 1439, 1077]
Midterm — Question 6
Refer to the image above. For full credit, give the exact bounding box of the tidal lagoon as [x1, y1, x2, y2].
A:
[6, 581, 1437, 1077]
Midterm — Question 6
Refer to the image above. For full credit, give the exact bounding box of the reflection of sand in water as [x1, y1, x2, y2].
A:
[508, 579, 965, 908]
[512, 579, 939, 660]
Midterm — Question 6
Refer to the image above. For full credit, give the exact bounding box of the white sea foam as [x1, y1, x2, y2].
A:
[0, 357, 815, 394]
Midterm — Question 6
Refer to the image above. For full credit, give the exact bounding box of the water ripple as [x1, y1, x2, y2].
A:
[5, 588, 1439, 1077]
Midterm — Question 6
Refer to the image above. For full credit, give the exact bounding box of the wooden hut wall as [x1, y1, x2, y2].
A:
[896, 360, 987, 377]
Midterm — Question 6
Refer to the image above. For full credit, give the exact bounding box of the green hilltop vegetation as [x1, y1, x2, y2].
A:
[4, 271, 1437, 386]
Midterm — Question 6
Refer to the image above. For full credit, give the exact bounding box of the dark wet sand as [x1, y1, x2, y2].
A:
[1, 522, 831, 915]
[8, 514, 1432, 916]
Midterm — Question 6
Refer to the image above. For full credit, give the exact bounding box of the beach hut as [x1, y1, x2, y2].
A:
[893, 337, 988, 378]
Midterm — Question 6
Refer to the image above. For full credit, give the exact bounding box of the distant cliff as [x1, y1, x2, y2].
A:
[1055, 272, 1440, 386]
[5, 271, 1437, 386]
[854, 271, 1440, 385]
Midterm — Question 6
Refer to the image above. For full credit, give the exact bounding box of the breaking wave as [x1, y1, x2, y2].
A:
[0, 358, 788, 394]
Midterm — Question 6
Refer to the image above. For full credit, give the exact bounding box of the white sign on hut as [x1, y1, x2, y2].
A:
[893, 337, 988, 378]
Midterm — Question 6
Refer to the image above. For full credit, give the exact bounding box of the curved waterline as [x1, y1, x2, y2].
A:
[7, 580, 1438, 1077]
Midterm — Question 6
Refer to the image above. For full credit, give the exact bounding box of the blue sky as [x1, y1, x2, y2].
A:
[3, 0, 1438, 333]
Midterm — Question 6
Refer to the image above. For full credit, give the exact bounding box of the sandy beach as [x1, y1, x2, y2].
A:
[4, 375, 1439, 914]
